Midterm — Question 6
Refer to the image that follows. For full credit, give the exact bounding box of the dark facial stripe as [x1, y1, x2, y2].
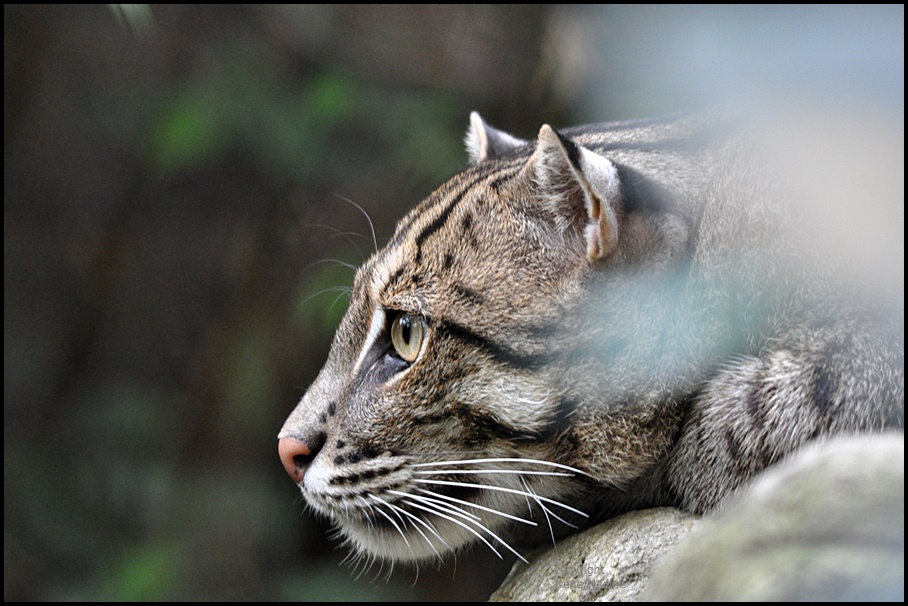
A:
[391, 173, 485, 253]
[488, 169, 518, 192]
[447, 394, 569, 445]
[392, 188, 448, 245]
[391, 161, 524, 253]
[451, 402, 539, 444]
[413, 188, 470, 263]
[386, 265, 407, 290]
[376, 162, 525, 297]
[452, 283, 484, 305]
[411, 165, 522, 260]
[460, 212, 473, 234]
[536, 398, 579, 441]
[439, 320, 551, 370]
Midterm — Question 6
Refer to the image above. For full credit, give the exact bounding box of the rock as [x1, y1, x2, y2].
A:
[490, 508, 699, 602]
[646, 434, 904, 601]
[490, 434, 904, 602]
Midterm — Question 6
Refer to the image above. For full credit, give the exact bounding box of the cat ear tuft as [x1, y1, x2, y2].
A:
[465, 112, 528, 165]
[532, 125, 621, 262]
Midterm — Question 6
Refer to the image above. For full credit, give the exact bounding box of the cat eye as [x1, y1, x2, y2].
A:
[390, 311, 425, 363]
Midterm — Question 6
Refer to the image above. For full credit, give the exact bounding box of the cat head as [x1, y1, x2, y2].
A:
[277, 113, 686, 562]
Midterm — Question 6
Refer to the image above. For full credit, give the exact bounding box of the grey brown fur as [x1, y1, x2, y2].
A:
[279, 111, 903, 563]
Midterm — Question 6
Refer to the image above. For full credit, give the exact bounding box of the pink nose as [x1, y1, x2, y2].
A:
[278, 436, 312, 483]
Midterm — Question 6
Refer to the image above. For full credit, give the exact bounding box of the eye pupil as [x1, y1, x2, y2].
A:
[390, 311, 424, 363]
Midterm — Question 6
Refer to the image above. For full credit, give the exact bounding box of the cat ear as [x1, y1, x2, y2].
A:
[465, 111, 528, 164]
[531, 125, 621, 262]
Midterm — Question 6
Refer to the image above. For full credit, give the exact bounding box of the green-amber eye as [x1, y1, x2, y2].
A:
[390, 311, 424, 363]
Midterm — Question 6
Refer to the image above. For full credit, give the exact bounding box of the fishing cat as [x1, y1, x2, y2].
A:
[278, 111, 904, 564]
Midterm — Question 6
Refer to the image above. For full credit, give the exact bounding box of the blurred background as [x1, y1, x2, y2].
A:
[4, 5, 902, 601]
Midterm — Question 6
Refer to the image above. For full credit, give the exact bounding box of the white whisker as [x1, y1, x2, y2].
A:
[412, 479, 588, 518]
[522, 477, 556, 546]
[353, 552, 377, 581]
[414, 488, 537, 526]
[397, 491, 483, 522]
[382, 559, 395, 584]
[538, 504, 577, 529]
[391, 505, 444, 577]
[411, 457, 593, 478]
[370, 557, 391, 584]
[400, 497, 506, 561]
[370, 497, 413, 554]
[343, 549, 363, 575]
[328, 290, 350, 312]
[334, 194, 378, 253]
[298, 285, 353, 308]
[403, 494, 529, 564]
[305, 223, 371, 259]
[413, 469, 572, 477]
[376, 492, 451, 562]
[302, 257, 360, 273]
[522, 487, 534, 517]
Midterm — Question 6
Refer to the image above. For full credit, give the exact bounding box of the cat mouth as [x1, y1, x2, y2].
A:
[305, 457, 590, 563]
[331, 486, 514, 563]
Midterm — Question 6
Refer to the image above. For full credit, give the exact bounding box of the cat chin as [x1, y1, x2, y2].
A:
[338, 516, 481, 563]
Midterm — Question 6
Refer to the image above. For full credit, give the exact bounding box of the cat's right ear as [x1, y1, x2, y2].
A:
[465, 112, 528, 164]
[530, 125, 622, 263]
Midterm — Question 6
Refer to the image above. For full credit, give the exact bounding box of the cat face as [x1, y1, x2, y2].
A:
[278, 157, 595, 562]
[278, 113, 695, 562]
